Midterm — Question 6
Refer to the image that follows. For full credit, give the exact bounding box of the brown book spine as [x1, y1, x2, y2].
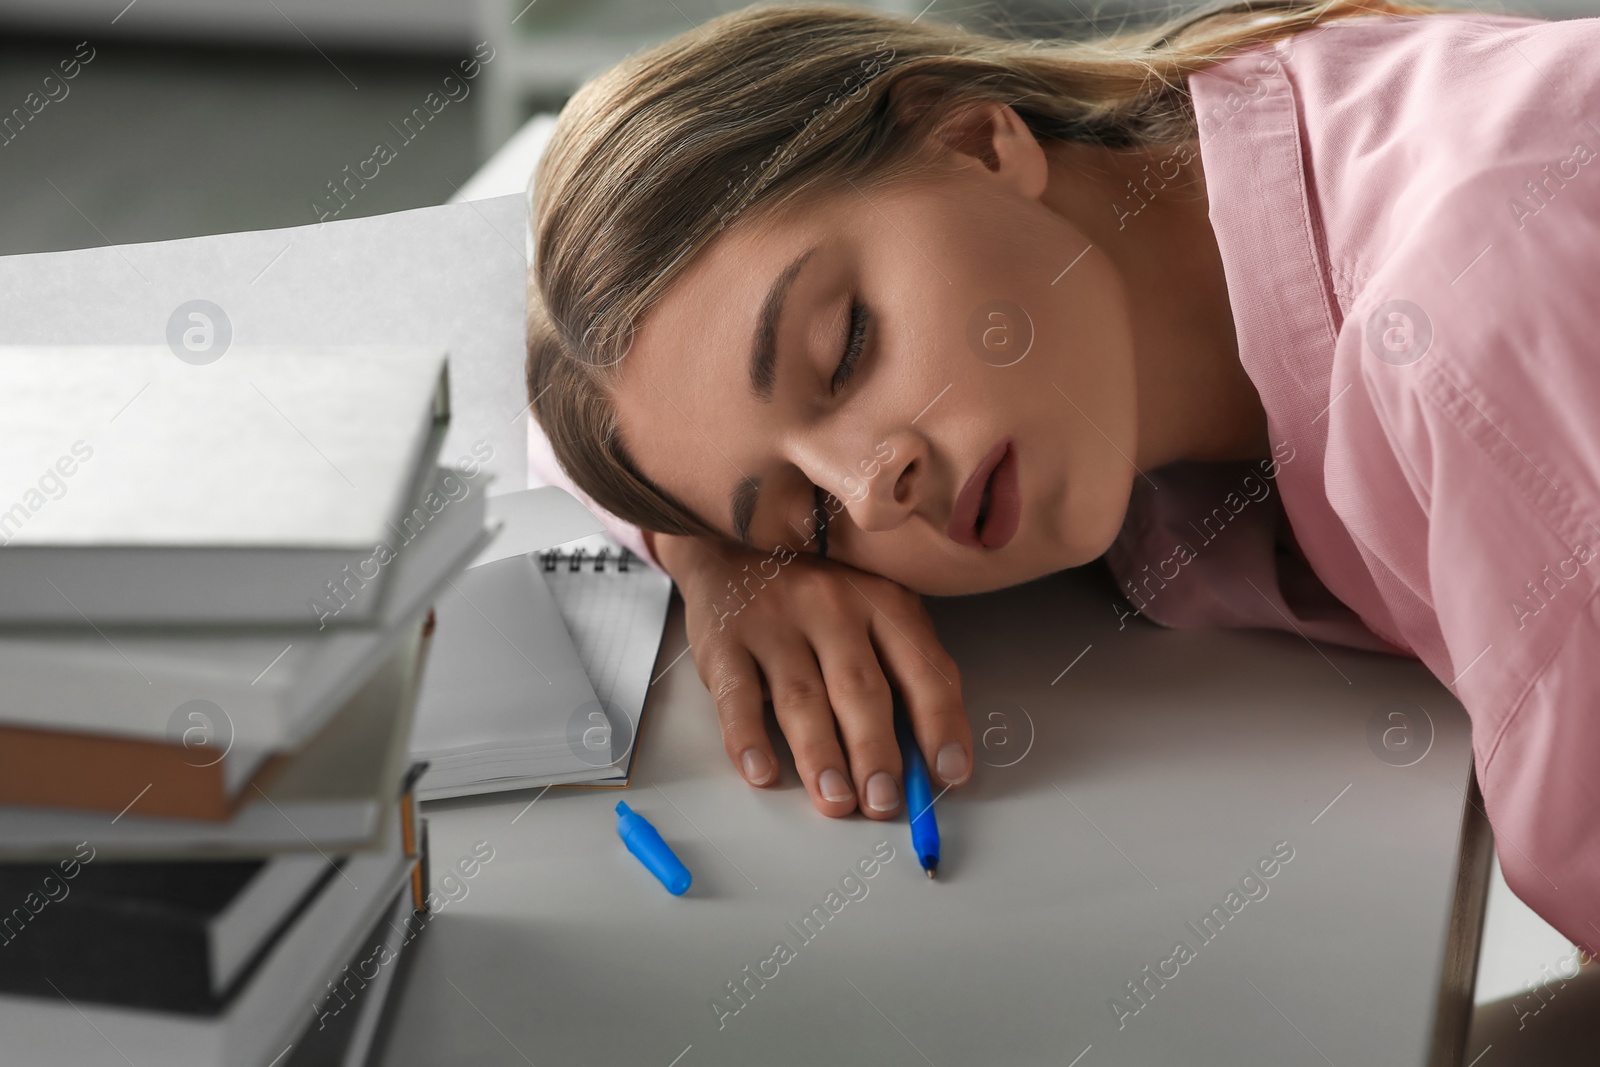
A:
[0, 724, 234, 820]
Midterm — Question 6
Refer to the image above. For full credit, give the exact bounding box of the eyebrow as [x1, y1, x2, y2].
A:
[732, 476, 760, 548]
[749, 244, 818, 402]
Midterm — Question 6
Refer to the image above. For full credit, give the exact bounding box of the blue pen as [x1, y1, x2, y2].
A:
[893, 698, 941, 879]
[615, 801, 692, 895]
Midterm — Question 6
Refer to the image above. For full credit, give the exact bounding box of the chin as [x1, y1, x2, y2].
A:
[908, 550, 1067, 599]
[1051, 484, 1132, 573]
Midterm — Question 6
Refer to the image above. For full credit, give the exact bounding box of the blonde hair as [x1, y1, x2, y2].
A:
[526, 0, 1448, 541]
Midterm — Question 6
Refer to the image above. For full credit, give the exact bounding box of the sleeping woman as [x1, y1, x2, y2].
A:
[522, 0, 1600, 955]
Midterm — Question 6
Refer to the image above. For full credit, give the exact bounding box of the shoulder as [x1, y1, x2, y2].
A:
[1332, 64, 1600, 550]
[1299, 12, 1600, 533]
[1191, 12, 1595, 145]
[1198, 9, 1581, 88]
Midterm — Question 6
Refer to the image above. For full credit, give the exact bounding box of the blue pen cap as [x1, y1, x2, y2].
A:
[615, 801, 692, 895]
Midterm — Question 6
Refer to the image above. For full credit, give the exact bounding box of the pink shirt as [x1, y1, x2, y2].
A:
[529, 10, 1600, 954]
[1169, 10, 1600, 956]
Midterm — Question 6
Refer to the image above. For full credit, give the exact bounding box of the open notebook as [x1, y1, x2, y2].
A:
[539, 532, 675, 763]
[410, 519, 672, 801]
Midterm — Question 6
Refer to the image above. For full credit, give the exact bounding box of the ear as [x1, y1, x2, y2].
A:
[929, 100, 1008, 170]
[893, 84, 1048, 198]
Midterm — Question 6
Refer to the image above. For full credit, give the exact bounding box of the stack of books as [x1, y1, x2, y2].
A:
[0, 346, 492, 1067]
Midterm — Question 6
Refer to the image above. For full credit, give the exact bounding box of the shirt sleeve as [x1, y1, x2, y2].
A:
[1330, 294, 1600, 960]
[525, 415, 666, 574]
[1296, 11, 1600, 956]
[1326, 149, 1600, 961]
[1482, 588, 1600, 960]
[1406, 362, 1600, 963]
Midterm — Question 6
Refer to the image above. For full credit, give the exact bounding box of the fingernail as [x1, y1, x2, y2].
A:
[936, 742, 970, 785]
[741, 748, 773, 785]
[865, 771, 900, 812]
[818, 768, 853, 803]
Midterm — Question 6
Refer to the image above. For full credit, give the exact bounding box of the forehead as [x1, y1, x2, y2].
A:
[638, 198, 821, 348]
[608, 203, 828, 523]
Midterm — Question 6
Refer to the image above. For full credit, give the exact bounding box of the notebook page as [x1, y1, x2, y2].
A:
[540, 532, 673, 776]
[410, 554, 601, 785]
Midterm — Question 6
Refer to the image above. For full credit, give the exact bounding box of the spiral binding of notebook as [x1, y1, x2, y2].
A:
[539, 545, 636, 573]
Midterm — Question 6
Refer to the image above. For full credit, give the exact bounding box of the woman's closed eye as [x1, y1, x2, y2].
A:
[830, 300, 870, 394]
[803, 299, 868, 558]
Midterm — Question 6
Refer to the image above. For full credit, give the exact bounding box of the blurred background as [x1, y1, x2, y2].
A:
[1, 0, 1596, 1053]
[0, 0, 1589, 257]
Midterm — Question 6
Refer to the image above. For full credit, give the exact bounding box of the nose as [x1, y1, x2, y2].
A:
[800, 430, 928, 535]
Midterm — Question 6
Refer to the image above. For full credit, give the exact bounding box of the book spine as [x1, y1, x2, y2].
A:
[0, 725, 232, 821]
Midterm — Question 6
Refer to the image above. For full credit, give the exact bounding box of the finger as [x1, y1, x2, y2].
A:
[864, 586, 972, 789]
[697, 644, 781, 788]
[750, 641, 858, 818]
[811, 624, 902, 819]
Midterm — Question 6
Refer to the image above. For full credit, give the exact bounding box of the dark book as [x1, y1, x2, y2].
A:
[0, 850, 337, 1014]
[0, 762, 432, 1016]
[0, 836, 418, 1063]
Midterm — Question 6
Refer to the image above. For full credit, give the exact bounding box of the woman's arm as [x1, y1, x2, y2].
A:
[650, 530, 972, 820]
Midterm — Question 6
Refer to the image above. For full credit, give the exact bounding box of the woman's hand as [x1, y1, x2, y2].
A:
[648, 531, 972, 820]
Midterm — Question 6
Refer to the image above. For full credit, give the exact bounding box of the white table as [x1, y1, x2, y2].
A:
[379, 562, 1489, 1067]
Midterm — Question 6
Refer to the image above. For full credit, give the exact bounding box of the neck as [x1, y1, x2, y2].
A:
[1041, 139, 1269, 469]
